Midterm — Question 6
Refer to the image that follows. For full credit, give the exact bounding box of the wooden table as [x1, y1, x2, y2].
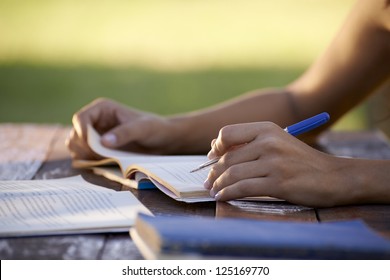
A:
[1, 124, 390, 259]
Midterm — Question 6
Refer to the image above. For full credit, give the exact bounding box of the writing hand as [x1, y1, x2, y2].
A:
[204, 122, 349, 207]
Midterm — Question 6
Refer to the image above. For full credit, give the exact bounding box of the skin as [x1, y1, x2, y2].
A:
[205, 122, 390, 207]
[67, 0, 390, 207]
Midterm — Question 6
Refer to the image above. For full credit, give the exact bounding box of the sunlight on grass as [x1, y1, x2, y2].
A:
[0, 0, 354, 69]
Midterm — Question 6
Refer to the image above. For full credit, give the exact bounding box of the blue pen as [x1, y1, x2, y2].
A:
[190, 112, 330, 173]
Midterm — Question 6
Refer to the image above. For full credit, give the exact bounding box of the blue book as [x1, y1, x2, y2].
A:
[130, 213, 390, 259]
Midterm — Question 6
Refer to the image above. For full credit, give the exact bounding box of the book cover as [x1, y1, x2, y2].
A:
[130, 213, 390, 259]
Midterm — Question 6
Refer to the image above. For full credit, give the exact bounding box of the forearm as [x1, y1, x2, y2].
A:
[168, 88, 299, 154]
[288, 0, 390, 122]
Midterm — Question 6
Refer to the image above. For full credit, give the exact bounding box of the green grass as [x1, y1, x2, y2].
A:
[0, 63, 367, 130]
[0, 64, 303, 124]
[0, 0, 365, 129]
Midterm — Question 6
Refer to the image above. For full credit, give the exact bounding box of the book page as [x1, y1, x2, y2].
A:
[86, 125, 206, 166]
[91, 166, 139, 189]
[0, 176, 151, 237]
[129, 160, 211, 198]
[87, 125, 147, 160]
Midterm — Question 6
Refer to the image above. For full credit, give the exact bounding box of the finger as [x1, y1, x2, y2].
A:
[68, 146, 94, 160]
[65, 128, 80, 151]
[211, 122, 280, 157]
[72, 98, 130, 141]
[66, 129, 101, 160]
[210, 160, 269, 195]
[207, 139, 217, 158]
[72, 100, 108, 142]
[208, 142, 246, 159]
[213, 177, 275, 201]
[101, 118, 153, 148]
[206, 142, 262, 187]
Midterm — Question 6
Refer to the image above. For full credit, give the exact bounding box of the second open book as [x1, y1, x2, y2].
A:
[73, 126, 277, 203]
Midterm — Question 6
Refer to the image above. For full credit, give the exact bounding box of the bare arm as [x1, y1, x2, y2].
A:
[288, 0, 390, 121]
[170, 0, 390, 153]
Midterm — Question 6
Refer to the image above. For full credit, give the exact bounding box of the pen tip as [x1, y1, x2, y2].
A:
[190, 166, 202, 173]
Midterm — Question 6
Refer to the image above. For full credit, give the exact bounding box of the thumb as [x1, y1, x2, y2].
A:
[101, 120, 150, 148]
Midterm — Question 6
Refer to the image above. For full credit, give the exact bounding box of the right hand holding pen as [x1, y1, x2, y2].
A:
[204, 121, 352, 207]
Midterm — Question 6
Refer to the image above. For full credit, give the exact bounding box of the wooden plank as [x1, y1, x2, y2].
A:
[317, 130, 390, 159]
[316, 205, 390, 239]
[32, 126, 79, 180]
[127, 188, 215, 217]
[0, 235, 105, 260]
[99, 233, 144, 260]
[0, 124, 59, 180]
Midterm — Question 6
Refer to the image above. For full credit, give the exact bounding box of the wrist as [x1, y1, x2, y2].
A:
[330, 157, 390, 205]
[167, 114, 211, 154]
[351, 159, 390, 204]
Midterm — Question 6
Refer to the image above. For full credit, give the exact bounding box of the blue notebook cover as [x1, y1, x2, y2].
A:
[135, 213, 390, 259]
[138, 180, 157, 190]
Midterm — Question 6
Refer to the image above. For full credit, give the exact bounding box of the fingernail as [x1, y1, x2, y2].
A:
[214, 191, 222, 201]
[102, 133, 117, 146]
[210, 188, 216, 197]
[203, 178, 211, 189]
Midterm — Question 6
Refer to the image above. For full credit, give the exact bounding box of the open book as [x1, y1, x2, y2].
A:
[130, 213, 390, 260]
[0, 176, 151, 237]
[73, 126, 213, 203]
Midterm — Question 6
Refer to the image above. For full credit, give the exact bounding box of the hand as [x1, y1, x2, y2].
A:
[204, 121, 349, 207]
[66, 98, 178, 159]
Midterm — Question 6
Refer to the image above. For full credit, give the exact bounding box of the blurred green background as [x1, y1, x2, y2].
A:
[0, 0, 366, 129]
